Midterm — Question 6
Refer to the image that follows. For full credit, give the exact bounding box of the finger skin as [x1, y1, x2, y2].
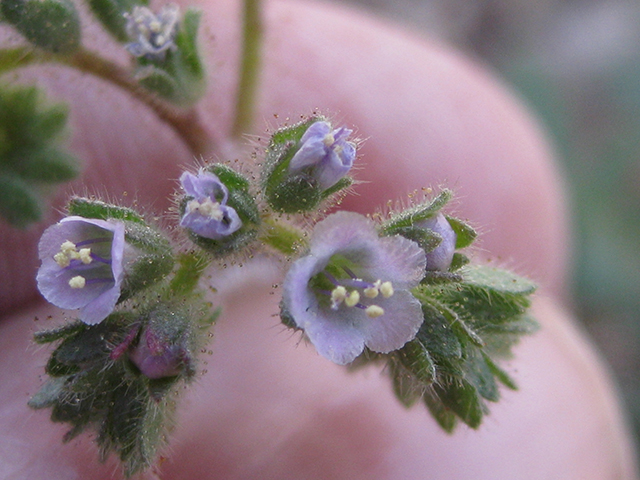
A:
[0, 0, 636, 478]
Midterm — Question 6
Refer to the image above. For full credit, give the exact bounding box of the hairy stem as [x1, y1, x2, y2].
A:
[259, 216, 307, 256]
[231, 0, 263, 138]
[0, 47, 212, 156]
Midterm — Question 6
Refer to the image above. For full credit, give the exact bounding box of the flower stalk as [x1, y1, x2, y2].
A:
[231, 0, 263, 138]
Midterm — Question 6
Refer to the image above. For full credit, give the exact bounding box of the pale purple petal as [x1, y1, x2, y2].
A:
[288, 121, 355, 190]
[37, 216, 126, 325]
[180, 204, 242, 239]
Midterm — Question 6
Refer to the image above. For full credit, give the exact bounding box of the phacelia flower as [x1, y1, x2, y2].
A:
[179, 169, 242, 239]
[418, 213, 457, 271]
[125, 4, 180, 58]
[289, 121, 356, 190]
[37, 216, 126, 325]
[282, 211, 426, 365]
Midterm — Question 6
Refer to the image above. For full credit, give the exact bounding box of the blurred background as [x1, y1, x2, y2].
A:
[342, 0, 640, 454]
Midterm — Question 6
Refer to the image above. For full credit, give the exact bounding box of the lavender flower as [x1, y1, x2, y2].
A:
[289, 121, 356, 190]
[37, 216, 126, 325]
[282, 212, 426, 365]
[418, 213, 457, 271]
[125, 4, 180, 58]
[179, 169, 242, 239]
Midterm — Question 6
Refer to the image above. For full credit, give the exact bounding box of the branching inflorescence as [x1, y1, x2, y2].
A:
[0, 0, 538, 476]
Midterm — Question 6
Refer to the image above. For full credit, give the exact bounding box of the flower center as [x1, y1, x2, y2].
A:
[186, 198, 224, 221]
[321, 267, 394, 319]
[53, 238, 114, 289]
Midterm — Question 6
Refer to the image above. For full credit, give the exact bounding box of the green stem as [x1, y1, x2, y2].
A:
[170, 251, 210, 296]
[231, 0, 263, 138]
[0, 47, 212, 156]
[259, 216, 307, 256]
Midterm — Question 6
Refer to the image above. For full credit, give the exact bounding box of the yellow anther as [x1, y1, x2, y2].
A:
[363, 286, 379, 298]
[187, 198, 224, 221]
[60, 240, 76, 254]
[364, 279, 381, 298]
[344, 290, 360, 307]
[68, 276, 86, 289]
[365, 305, 384, 318]
[78, 248, 92, 264]
[380, 281, 394, 298]
[322, 133, 335, 147]
[54, 252, 70, 268]
[331, 285, 347, 304]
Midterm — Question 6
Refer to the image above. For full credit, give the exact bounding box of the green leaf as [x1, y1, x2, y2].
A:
[0, 83, 79, 227]
[1, 0, 81, 53]
[0, 173, 41, 226]
[11, 147, 79, 182]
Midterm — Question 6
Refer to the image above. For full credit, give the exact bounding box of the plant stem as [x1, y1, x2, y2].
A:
[0, 47, 212, 156]
[231, 0, 263, 138]
[259, 216, 307, 256]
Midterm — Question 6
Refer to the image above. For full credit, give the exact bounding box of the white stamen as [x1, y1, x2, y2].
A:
[322, 133, 335, 147]
[60, 240, 76, 254]
[54, 252, 70, 268]
[364, 279, 381, 298]
[187, 198, 224, 221]
[331, 285, 347, 309]
[365, 305, 384, 318]
[380, 281, 394, 298]
[78, 248, 92, 264]
[344, 290, 360, 307]
[68, 276, 86, 289]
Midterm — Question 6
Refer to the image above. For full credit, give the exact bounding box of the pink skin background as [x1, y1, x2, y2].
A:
[0, 0, 638, 478]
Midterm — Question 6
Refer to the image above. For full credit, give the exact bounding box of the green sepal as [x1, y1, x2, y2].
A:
[29, 297, 215, 477]
[262, 116, 353, 213]
[119, 220, 175, 302]
[86, 0, 147, 42]
[134, 8, 206, 107]
[446, 215, 477, 249]
[182, 164, 260, 256]
[1, 0, 81, 53]
[380, 189, 452, 235]
[449, 252, 470, 271]
[380, 264, 537, 431]
[432, 377, 486, 429]
[33, 319, 86, 344]
[67, 196, 146, 223]
[387, 225, 442, 253]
